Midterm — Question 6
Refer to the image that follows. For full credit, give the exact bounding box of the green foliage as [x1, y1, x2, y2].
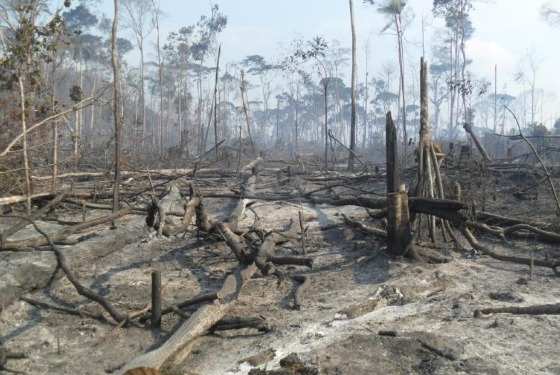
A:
[433, 0, 474, 39]
[62, 4, 98, 33]
[242, 54, 280, 75]
[285, 36, 329, 76]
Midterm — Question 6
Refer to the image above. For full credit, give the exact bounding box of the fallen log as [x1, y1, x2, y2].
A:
[119, 158, 265, 373]
[210, 316, 270, 333]
[342, 214, 387, 238]
[471, 221, 560, 243]
[474, 303, 560, 317]
[476, 211, 551, 230]
[118, 264, 258, 373]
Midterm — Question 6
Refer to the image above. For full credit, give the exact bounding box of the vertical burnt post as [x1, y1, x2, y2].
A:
[386, 112, 400, 195]
[151, 270, 162, 330]
[386, 112, 412, 255]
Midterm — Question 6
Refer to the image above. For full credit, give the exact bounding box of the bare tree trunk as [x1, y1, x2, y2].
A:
[348, 0, 357, 171]
[295, 84, 299, 156]
[362, 42, 369, 150]
[395, 14, 407, 162]
[494, 64, 498, 133]
[240, 70, 256, 154]
[89, 74, 97, 149]
[111, 0, 121, 214]
[323, 80, 328, 170]
[152, 0, 164, 154]
[18, 76, 32, 215]
[448, 37, 455, 136]
[50, 63, 58, 193]
[140, 42, 146, 148]
[276, 97, 280, 143]
[213, 45, 221, 160]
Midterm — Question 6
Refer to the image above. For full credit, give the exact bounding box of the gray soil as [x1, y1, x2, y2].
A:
[1, 162, 560, 375]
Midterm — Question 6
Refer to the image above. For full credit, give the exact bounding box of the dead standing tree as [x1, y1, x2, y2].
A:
[348, 0, 357, 171]
[415, 57, 442, 242]
[384, 58, 451, 260]
[240, 70, 257, 155]
[111, 0, 123, 214]
[385, 111, 412, 255]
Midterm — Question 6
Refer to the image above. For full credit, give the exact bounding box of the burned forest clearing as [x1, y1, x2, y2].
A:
[2, 0, 560, 374]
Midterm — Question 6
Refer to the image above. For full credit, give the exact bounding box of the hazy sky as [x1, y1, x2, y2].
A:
[64, 0, 560, 124]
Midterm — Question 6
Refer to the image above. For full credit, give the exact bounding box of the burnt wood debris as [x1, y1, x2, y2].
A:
[2, 1, 560, 374]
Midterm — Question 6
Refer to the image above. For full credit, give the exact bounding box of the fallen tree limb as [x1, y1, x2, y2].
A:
[0, 194, 65, 248]
[19, 218, 129, 324]
[21, 297, 112, 325]
[504, 105, 560, 216]
[342, 214, 387, 238]
[138, 292, 218, 324]
[471, 221, 560, 243]
[267, 256, 313, 268]
[474, 303, 560, 317]
[461, 227, 560, 273]
[0, 95, 100, 158]
[1, 208, 131, 250]
[476, 211, 551, 230]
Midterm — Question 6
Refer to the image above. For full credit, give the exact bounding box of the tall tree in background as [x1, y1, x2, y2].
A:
[111, 0, 122, 213]
[0, 0, 66, 213]
[290, 37, 331, 170]
[122, 0, 153, 148]
[348, 0, 357, 170]
[151, 0, 164, 154]
[365, 0, 408, 158]
[191, 5, 227, 154]
[515, 52, 541, 131]
[63, 3, 98, 165]
[433, 0, 474, 138]
[164, 25, 195, 148]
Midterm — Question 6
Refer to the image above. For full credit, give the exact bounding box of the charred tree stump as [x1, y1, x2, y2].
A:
[151, 271, 162, 330]
[386, 111, 399, 195]
[386, 112, 412, 256]
[387, 185, 413, 256]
